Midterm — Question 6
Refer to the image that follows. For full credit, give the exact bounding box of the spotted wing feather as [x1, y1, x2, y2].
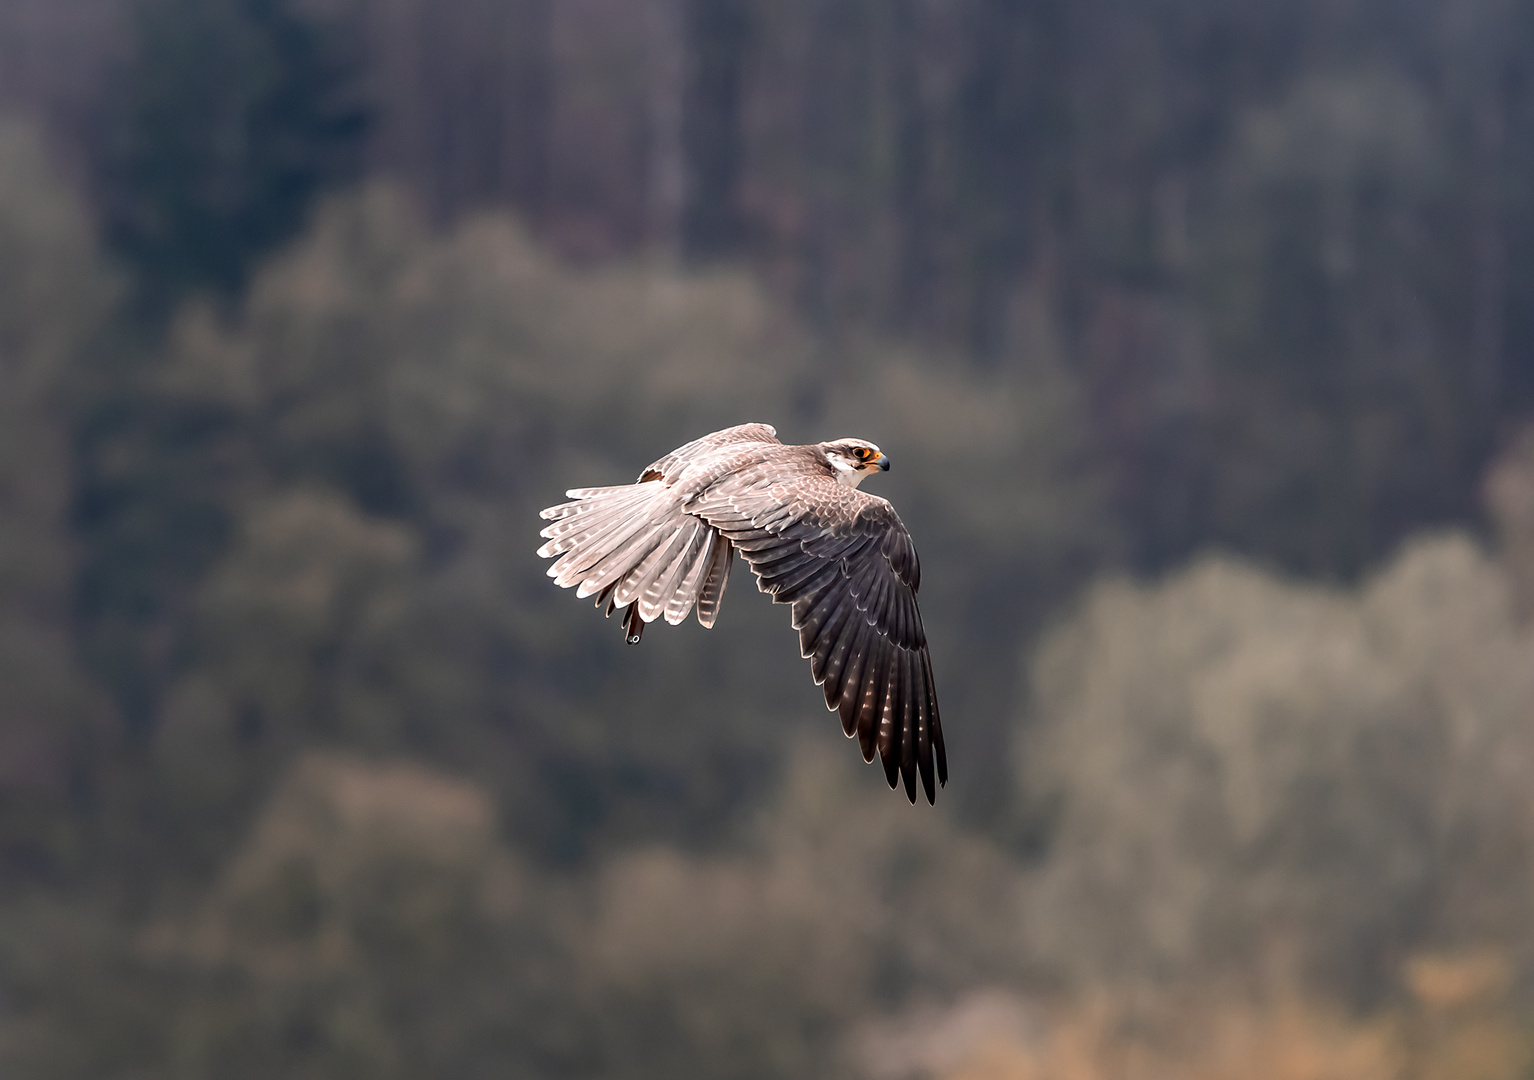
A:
[692, 472, 945, 804]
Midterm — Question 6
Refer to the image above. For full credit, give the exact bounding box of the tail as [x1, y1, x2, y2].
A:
[538, 484, 734, 636]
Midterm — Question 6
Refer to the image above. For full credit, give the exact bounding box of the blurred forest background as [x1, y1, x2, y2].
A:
[4, 0, 1534, 1076]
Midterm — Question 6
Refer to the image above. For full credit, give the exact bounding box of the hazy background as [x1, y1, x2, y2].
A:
[2, 0, 1534, 1076]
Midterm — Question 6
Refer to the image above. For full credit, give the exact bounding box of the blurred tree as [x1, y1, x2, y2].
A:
[16, 0, 1534, 578]
[679, 0, 751, 260]
[70, 383, 253, 741]
[340, 0, 553, 224]
[1019, 533, 1534, 1002]
[75, 0, 371, 739]
[92, 0, 369, 311]
[950, 0, 1070, 359]
[0, 119, 115, 877]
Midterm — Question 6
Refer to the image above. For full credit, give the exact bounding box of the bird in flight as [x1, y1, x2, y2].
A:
[537, 423, 946, 804]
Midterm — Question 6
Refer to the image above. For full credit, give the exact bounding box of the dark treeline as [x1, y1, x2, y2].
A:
[5, 0, 1534, 574]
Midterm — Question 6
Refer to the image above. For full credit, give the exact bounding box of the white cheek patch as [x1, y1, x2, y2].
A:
[829, 456, 867, 488]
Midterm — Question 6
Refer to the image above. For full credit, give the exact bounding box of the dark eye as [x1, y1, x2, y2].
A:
[854, 447, 871, 461]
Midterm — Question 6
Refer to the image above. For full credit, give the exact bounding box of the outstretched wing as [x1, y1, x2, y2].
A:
[692, 473, 946, 804]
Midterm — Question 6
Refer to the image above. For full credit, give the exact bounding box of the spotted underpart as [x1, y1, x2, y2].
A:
[536, 422, 946, 805]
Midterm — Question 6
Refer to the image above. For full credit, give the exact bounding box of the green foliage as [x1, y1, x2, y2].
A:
[18, 0, 1534, 578]
[2, 746, 1026, 1079]
[704, 0, 1534, 575]
[1020, 533, 1534, 1001]
[681, 0, 752, 259]
[73, 0, 371, 733]
[1181, 67, 1477, 571]
[95, 0, 368, 310]
[0, 120, 115, 877]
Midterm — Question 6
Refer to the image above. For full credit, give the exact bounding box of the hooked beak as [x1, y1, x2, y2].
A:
[877, 454, 890, 471]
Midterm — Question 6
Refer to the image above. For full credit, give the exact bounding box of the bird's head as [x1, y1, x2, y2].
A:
[822, 438, 889, 488]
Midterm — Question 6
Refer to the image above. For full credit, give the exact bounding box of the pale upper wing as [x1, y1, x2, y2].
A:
[637, 422, 780, 482]
[690, 471, 946, 804]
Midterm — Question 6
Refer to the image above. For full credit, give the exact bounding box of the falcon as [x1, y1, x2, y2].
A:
[537, 423, 946, 804]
